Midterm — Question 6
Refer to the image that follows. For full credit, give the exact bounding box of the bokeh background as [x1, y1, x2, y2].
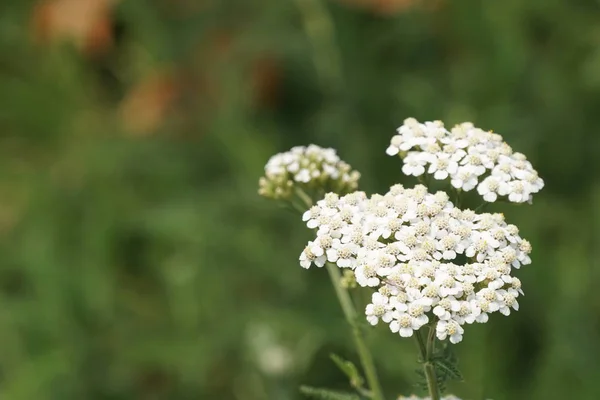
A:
[0, 0, 598, 399]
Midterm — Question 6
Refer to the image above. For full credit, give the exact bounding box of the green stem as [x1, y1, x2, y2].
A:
[326, 263, 385, 400]
[293, 190, 384, 399]
[295, 187, 314, 210]
[415, 328, 441, 400]
[415, 330, 427, 361]
[453, 188, 462, 209]
[474, 202, 488, 213]
[292, 0, 344, 95]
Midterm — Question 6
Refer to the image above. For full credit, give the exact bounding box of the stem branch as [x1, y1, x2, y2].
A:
[415, 327, 441, 400]
[295, 187, 314, 210]
[293, 192, 384, 399]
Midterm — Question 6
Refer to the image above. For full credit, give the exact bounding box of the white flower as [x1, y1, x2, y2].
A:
[390, 307, 428, 337]
[465, 231, 500, 260]
[386, 135, 404, 156]
[299, 241, 326, 269]
[418, 283, 440, 305]
[460, 153, 487, 176]
[407, 285, 436, 308]
[428, 153, 459, 180]
[326, 242, 357, 268]
[469, 299, 488, 323]
[497, 289, 519, 316]
[297, 184, 534, 344]
[355, 262, 381, 287]
[379, 218, 405, 239]
[452, 300, 480, 324]
[365, 292, 394, 325]
[259, 145, 360, 201]
[302, 206, 322, 229]
[317, 215, 344, 238]
[387, 118, 544, 203]
[517, 239, 532, 266]
[524, 170, 545, 193]
[435, 234, 460, 260]
[433, 297, 460, 320]
[450, 166, 479, 191]
[402, 153, 428, 177]
[436, 273, 462, 297]
[477, 289, 502, 318]
[295, 169, 311, 183]
[507, 181, 530, 203]
[436, 319, 464, 344]
[477, 176, 507, 202]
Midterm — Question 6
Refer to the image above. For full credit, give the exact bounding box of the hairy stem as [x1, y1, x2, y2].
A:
[326, 263, 385, 400]
[415, 328, 441, 400]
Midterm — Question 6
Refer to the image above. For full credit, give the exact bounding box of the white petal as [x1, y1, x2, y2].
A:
[386, 146, 399, 156]
[484, 192, 497, 202]
[312, 246, 324, 257]
[450, 334, 462, 344]
[315, 256, 326, 267]
[399, 328, 414, 337]
[434, 170, 448, 180]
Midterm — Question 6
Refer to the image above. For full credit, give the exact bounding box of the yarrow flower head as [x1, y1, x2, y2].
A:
[300, 184, 531, 344]
[259, 145, 360, 201]
[387, 118, 544, 203]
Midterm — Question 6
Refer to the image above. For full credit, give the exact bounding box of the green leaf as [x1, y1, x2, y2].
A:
[300, 386, 362, 400]
[329, 353, 365, 390]
[434, 358, 464, 381]
[414, 367, 426, 389]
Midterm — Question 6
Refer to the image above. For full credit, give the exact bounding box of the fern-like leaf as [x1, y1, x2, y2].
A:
[433, 358, 464, 381]
[330, 354, 365, 390]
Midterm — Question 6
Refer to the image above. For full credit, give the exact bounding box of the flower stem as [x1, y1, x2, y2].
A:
[296, 192, 385, 400]
[293, 191, 384, 399]
[453, 188, 462, 209]
[326, 263, 385, 400]
[415, 328, 441, 400]
[295, 187, 314, 211]
[474, 202, 488, 213]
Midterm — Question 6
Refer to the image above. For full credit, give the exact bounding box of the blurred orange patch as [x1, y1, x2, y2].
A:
[119, 71, 179, 136]
[117, 29, 283, 137]
[251, 56, 282, 109]
[31, 0, 118, 56]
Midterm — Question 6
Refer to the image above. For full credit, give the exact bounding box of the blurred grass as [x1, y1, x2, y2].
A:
[0, 0, 598, 399]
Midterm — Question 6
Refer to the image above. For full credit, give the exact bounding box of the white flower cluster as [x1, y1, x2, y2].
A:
[259, 145, 360, 201]
[299, 185, 530, 344]
[398, 395, 463, 400]
[386, 119, 544, 203]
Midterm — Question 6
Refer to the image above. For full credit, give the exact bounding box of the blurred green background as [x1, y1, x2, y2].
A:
[0, 0, 598, 399]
